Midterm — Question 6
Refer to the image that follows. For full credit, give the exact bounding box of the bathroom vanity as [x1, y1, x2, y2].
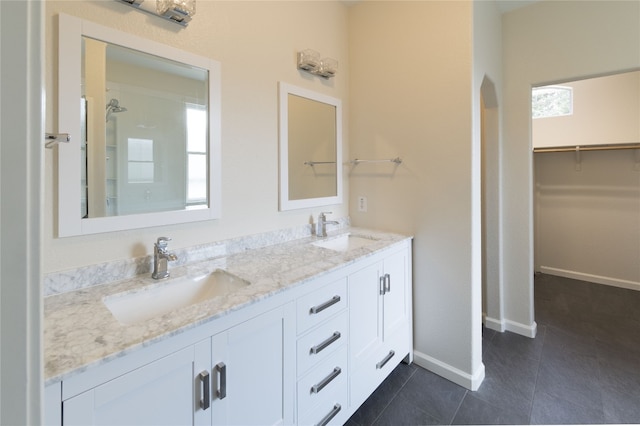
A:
[47, 12, 412, 426]
[44, 229, 413, 426]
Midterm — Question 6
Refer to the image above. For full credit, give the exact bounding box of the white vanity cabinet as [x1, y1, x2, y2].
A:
[348, 245, 412, 409]
[59, 305, 294, 426]
[46, 235, 413, 426]
[63, 345, 206, 425]
[209, 304, 294, 426]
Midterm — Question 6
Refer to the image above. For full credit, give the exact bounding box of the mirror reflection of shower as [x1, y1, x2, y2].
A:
[104, 97, 127, 217]
[105, 98, 127, 122]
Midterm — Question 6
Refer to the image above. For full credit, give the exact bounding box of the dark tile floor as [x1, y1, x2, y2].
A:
[346, 273, 640, 425]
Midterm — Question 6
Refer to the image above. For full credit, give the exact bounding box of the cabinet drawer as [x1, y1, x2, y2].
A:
[296, 278, 347, 334]
[297, 311, 348, 376]
[297, 385, 347, 426]
[297, 345, 347, 416]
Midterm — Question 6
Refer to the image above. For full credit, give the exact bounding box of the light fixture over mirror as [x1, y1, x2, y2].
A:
[279, 82, 343, 211]
[297, 50, 338, 79]
[117, 0, 196, 26]
[57, 13, 221, 237]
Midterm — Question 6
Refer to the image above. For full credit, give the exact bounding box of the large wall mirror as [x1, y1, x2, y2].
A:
[279, 83, 343, 211]
[57, 14, 221, 237]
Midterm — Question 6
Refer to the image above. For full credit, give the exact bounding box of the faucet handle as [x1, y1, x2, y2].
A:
[156, 236, 171, 248]
[319, 211, 332, 218]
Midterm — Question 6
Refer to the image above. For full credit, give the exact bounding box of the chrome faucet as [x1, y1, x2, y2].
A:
[316, 212, 339, 238]
[152, 237, 178, 280]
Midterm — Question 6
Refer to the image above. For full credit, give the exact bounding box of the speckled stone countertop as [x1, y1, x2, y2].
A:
[44, 228, 411, 385]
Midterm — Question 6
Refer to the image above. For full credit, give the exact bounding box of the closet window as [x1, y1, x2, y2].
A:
[532, 86, 573, 118]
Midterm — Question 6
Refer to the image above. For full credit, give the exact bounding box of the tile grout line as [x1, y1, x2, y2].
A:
[370, 365, 419, 425]
[527, 323, 547, 424]
[448, 390, 469, 425]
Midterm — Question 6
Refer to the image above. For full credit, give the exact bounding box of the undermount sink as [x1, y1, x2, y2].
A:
[104, 269, 250, 325]
[311, 233, 378, 252]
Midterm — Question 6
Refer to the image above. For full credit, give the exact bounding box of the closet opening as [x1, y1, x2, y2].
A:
[532, 69, 640, 295]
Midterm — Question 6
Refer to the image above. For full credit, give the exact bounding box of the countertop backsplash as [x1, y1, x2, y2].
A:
[44, 217, 350, 297]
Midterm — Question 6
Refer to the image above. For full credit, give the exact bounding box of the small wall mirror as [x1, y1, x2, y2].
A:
[57, 14, 221, 236]
[279, 83, 343, 211]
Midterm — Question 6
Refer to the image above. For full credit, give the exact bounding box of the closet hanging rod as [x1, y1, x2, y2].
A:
[533, 143, 640, 153]
[350, 157, 402, 165]
[304, 161, 337, 166]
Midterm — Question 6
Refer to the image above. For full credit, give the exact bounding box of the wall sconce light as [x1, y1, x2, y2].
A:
[117, 0, 196, 27]
[297, 49, 338, 78]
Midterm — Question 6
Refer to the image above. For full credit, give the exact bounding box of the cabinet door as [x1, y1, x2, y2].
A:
[382, 249, 409, 339]
[211, 305, 293, 426]
[348, 261, 383, 368]
[44, 382, 62, 426]
[63, 346, 205, 426]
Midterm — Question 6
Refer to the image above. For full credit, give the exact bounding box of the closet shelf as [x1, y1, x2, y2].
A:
[533, 143, 640, 153]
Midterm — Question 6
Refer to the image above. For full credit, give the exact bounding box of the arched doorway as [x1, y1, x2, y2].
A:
[480, 76, 503, 331]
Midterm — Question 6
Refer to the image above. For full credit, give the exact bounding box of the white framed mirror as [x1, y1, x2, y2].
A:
[57, 13, 221, 237]
[279, 83, 343, 211]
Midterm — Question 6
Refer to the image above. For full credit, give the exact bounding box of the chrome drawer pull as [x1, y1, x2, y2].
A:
[315, 403, 342, 426]
[379, 276, 386, 295]
[310, 295, 340, 315]
[385, 273, 391, 293]
[199, 370, 210, 410]
[215, 362, 226, 399]
[376, 350, 395, 369]
[310, 331, 341, 354]
[311, 366, 341, 394]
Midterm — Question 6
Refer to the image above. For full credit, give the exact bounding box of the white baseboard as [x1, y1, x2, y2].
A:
[412, 350, 485, 391]
[539, 266, 640, 292]
[504, 319, 537, 338]
[483, 316, 537, 338]
[483, 316, 505, 332]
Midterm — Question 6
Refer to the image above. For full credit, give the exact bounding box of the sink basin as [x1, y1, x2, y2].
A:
[311, 233, 378, 252]
[104, 269, 250, 325]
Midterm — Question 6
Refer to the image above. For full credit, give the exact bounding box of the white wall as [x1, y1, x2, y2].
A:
[502, 0, 640, 329]
[474, 2, 506, 335]
[44, 1, 350, 273]
[348, 1, 485, 390]
[0, 1, 43, 423]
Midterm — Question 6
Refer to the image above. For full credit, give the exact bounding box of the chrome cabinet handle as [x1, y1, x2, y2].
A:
[310, 331, 341, 354]
[311, 367, 341, 394]
[199, 370, 210, 410]
[310, 295, 340, 314]
[315, 403, 342, 426]
[215, 362, 226, 399]
[379, 275, 386, 295]
[376, 350, 395, 369]
[385, 273, 391, 293]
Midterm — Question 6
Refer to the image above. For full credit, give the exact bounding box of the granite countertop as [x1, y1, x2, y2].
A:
[44, 228, 410, 384]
